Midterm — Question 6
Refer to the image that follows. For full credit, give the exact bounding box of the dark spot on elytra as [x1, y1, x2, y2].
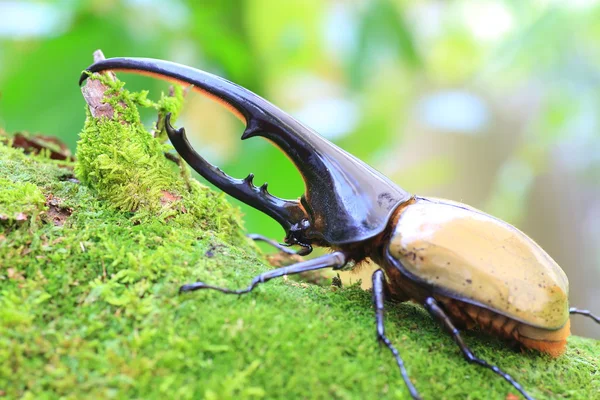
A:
[466, 279, 472, 284]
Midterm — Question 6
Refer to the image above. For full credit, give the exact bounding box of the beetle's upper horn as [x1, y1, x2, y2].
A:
[80, 58, 410, 244]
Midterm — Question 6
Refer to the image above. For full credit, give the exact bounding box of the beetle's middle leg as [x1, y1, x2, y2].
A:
[423, 297, 533, 400]
[180, 251, 346, 294]
[569, 307, 600, 324]
[372, 269, 421, 400]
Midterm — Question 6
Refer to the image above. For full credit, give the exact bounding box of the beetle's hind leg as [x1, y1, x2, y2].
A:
[569, 307, 600, 323]
[372, 270, 421, 400]
[423, 297, 533, 400]
[180, 251, 346, 294]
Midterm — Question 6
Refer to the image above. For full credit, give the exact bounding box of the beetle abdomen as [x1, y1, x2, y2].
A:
[388, 197, 570, 330]
[436, 295, 570, 357]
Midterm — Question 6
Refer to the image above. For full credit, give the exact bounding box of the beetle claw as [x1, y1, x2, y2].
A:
[179, 282, 208, 293]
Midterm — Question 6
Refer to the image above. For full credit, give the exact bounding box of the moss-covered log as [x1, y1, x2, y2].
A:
[0, 71, 598, 400]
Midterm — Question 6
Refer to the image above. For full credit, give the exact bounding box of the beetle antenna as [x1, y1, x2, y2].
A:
[569, 307, 600, 324]
[424, 297, 533, 400]
[164, 114, 308, 232]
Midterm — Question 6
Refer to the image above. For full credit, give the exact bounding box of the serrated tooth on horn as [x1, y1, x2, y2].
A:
[243, 173, 255, 185]
[242, 119, 262, 140]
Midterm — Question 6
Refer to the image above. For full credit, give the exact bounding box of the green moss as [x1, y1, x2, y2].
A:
[0, 178, 46, 226]
[0, 77, 598, 400]
[75, 75, 242, 244]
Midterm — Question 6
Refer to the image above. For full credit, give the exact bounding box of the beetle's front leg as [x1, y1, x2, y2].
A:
[246, 233, 304, 255]
[372, 270, 421, 400]
[423, 297, 533, 400]
[180, 251, 346, 294]
[247, 233, 313, 256]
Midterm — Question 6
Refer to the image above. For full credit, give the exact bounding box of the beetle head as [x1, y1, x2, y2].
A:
[81, 58, 411, 247]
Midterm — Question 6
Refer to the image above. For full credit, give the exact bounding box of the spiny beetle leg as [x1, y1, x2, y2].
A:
[569, 307, 600, 324]
[372, 270, 421, 400]
[246, 233, 298, 255]
[180, 251, 347, 294]
[423, 297, 533, 400]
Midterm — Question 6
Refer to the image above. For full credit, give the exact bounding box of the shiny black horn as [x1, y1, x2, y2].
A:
[80, 58, 411, 245]
[164, 113, 307, 232]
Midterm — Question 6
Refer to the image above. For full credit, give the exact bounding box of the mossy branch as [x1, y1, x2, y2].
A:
[0, 59, 598, 400]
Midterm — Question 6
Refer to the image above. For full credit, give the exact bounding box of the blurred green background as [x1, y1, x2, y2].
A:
[0, 0, 598, 338]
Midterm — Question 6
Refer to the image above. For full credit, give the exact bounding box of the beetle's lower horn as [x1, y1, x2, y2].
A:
[164, 114, 307, 231]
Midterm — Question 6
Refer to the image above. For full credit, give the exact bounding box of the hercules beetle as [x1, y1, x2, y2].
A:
[81, 58, 599, 400]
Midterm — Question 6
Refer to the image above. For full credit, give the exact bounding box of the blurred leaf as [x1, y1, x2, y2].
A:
[244, 0, 325, 79]
[349, 0, 421, 88]
[427, 32, 482, 84]
[392, 156, 458, 194]
[186, 1, 261, 89]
